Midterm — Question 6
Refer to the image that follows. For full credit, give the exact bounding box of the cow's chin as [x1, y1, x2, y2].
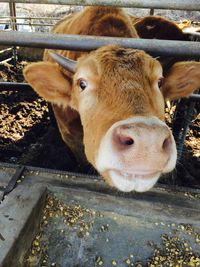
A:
[105, 170, 161, 192]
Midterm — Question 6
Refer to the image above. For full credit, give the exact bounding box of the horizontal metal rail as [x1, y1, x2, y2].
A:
[1, 16, 200, 25]
[0, 0, 200, 10]
[0, 31, 200, 58]
[0, 16, 60, 20]
[0, 82, 32, 91]
[187, 31, 200, 37]
[0, 22, 54, 27]
[0, 82, 199, 101]
[0, 82, 199, 102]
[190, 94, 200, 101]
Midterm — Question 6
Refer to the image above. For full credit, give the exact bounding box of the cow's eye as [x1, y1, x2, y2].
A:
[78, 79, 87, 90]
[158, 77, 164, 88]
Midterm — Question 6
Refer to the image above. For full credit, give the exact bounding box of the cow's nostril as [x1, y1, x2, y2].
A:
[118, 134, 134, 146]
[124, 138, 134, 145]
[162, 136, 171, 151]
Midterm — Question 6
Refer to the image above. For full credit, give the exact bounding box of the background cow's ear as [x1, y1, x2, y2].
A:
[161, 61, 200, 100]
[23, 62, 72, 107]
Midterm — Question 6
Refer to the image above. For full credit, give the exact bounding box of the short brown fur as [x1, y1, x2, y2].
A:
[24, 7, 200, 172]
[133, 15, 189, 40]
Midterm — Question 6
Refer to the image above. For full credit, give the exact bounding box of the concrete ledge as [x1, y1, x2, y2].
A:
[0, 183, 47, 267]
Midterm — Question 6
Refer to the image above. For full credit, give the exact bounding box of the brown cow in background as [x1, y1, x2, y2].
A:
[23, 7, 200, 192]
[133, 15, 189, 40]
[130, 15, 200, 41]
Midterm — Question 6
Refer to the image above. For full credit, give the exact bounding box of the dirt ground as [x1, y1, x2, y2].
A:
[0, 58, 199, 188]
[0, 59, 93, 174]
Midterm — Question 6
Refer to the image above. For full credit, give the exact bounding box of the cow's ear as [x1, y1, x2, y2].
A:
[23, 62, 71, 106]
[161, 61, 200, 100]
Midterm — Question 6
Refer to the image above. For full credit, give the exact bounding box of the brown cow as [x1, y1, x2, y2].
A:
[131, 15, 200, 43]
[23, 7, 200, 192]
[132, 15, 189, 40]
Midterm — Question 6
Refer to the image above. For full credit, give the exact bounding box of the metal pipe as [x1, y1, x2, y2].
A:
[177, 101, 196, 158]
[0, 48, 13, 62]
[0, 22, 54, 27]
[1, 0, 200, 10]
[0, 82, 199, 101]
[187, 31, 200, 37]
[190, 94, 200, 101]
[0, 82, 33, 91]
[9, 2, 17, 31]
[0, 31, 200, 58]
[0, 16, 60, 20]
[149, 9, 154, 15]
[173, 99, 197, 158]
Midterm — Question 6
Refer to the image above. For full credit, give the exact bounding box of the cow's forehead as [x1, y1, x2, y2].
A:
[74, 46, 164, 118]
[77, 45, 162, 82]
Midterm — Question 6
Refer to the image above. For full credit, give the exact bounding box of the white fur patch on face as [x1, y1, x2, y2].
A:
[109, 170, 160, 192]
[96, 116, 172, 172]
[79, 92, 97, 115]
[95, 116, 177, 192]
[146, 25, 156, 30]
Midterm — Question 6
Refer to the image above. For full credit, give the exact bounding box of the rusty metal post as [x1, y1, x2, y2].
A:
[150, 9, 154, 15]
[9, 2, 18, 67]
[9, 2, 17, 31]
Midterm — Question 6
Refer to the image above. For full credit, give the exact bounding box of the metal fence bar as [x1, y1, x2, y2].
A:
[0, 31, 200, 58]
[190, 94, 200, 101]
[0, 82, 33, 91]
[0, 82, 199, 101]
[9, 2, 17, 31]
[187, 32, 200, 37]
[149, 9, 154, 15]
[0, 16, 60, 20]
[0, 22, 54, 27]
[0, 0, 200, 10]
[1, 16, 200, 25]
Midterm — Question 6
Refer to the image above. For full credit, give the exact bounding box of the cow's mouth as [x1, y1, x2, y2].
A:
[108, 169, 161, 192]
[118, 170, 161, 179]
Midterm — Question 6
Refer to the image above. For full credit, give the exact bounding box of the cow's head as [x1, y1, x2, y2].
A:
[23, 45, 200, 192]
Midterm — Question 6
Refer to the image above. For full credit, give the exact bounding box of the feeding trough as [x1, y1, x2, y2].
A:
[1, 163, 200, 266]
